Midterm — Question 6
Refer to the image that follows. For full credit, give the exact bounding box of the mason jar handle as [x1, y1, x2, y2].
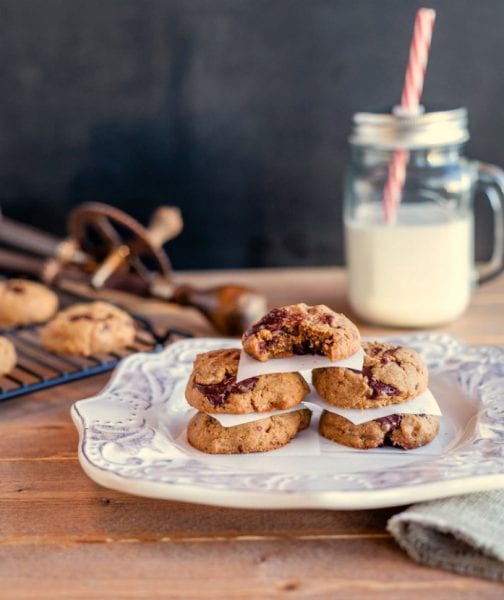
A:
[475, 162, 504, 284]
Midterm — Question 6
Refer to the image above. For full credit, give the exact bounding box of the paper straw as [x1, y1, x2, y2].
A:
[401, 8, 436, 109]
[383, 8, 436, 223]
[383, 148, 410, 223]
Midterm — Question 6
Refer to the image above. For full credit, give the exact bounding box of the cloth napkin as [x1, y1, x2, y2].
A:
[387, 490, 504, 581]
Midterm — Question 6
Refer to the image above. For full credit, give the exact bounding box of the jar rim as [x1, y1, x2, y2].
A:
[349, 107, 469, 149]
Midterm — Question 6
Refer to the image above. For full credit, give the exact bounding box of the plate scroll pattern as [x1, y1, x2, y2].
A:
[72, 334, 504, 501]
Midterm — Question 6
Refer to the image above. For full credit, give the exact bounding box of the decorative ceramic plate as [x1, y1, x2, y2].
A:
[71, 334, 504, 509]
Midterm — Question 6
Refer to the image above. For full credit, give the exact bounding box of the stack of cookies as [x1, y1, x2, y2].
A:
[313, 341, 440, 450]
[185, 302, 440, 454]
[185, 303, 362, 454]
[185, 348, 312, 454]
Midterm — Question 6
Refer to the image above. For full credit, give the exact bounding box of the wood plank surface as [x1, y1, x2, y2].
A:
[0, 268, 503, 599]
[1, 540, 502, 599]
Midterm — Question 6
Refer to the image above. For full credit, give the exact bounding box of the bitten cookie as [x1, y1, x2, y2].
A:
[187, 408, 312, 454]
[312, 341, 428, 409]
[0, 279, 58, 327]
[0, 336, 17, 376]
[185, 348, 310, 414]
[241, 303, 360, 362]
[319, 411, 439, 450]
[40, 301, 136, 356]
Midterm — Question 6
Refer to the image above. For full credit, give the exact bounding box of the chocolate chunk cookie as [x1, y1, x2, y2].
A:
[312, 341, 428, 409]
[319, 411, 439, 450]
[0, 279, 58, 327]
[241, 303, 360, 362]
[185, 348, 310, 414]
[187, 408, 312, 454]
[40, 301, 135, 356]
[0, 336, 17, 376]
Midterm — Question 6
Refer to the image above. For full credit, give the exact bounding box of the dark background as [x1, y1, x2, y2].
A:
[0, 0, 503, 269]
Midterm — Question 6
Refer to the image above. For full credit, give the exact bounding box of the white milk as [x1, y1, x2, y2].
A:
[345, 204, 474, 327]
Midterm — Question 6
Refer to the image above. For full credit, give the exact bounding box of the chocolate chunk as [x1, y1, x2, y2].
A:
[68, 313, 114, 323]
[6, 284, 25, 294]
[69, 313, 93, 322]
[244, 308, 291, 336]
[375, 414, 404, 447]
[320, 314, 334, 325]
[374, 414, 402, 431]
[195, 375, 258, 408]
[362, 366, 399, 399]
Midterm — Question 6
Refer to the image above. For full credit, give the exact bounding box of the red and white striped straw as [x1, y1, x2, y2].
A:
[383, 8, 436, 223]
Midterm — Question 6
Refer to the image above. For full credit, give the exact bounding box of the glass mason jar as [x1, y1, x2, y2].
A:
[344, 108, 504, 327]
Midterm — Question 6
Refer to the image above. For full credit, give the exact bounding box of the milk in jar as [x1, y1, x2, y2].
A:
[345, 204, 474, 327]
[342, 108, 504, 327]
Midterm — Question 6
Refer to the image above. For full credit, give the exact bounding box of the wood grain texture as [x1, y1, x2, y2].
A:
[0, 541, 502, 599]
[1, 268, 503, 598]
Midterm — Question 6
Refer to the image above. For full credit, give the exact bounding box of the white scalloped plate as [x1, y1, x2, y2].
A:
[71, 334, 504, 509]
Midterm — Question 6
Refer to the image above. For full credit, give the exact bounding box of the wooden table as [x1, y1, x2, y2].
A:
[1, 268, 503, 599]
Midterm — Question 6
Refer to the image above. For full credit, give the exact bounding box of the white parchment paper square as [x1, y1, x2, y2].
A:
[305, 388, 442, 425]
[236, 347, 365, 381]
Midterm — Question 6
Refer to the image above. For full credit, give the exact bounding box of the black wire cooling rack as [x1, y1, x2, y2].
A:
[0, 287, 193, 402]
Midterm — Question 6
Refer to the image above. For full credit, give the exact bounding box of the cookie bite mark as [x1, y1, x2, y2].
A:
[242, 303, 360, 362]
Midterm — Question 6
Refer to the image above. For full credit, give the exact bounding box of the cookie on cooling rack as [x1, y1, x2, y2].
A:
[185, 348, 310, 414]
[319, 411, 439, 450]
[0, 336, 17, 376]
[312, 341, 428, 410]
[187, 408, 312, 454]
[40, 301, 136, 356]
[0, 279, 58, 327]
[241, 303, 360, 362]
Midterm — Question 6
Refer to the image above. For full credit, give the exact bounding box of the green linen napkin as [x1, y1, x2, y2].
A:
[387, 490, 504, 581]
